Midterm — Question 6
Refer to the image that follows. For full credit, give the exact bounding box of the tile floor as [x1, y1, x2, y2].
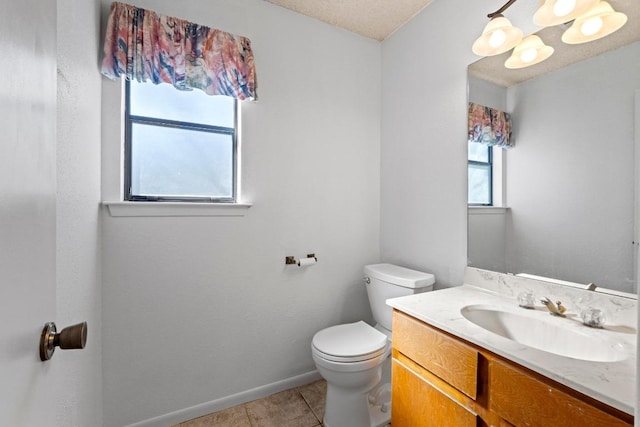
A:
[176, 380, 327, 427]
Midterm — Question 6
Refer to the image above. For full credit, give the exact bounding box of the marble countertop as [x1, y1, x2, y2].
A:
[386, 272, 637, 415]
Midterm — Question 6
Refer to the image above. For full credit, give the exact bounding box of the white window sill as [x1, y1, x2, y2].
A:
[468, 206, 509, 215]
[103, 201, 252, 217]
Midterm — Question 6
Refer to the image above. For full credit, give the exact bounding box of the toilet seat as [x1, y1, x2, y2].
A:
[312, 321, 388, 363]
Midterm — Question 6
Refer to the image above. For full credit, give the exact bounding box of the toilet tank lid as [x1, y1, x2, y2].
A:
[364, 263, 435, 289]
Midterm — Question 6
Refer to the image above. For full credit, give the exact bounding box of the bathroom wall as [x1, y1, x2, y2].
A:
[468, 75, 508, 111]
[100, 1, 381, 425]
[380, 0, 491, 288]
[505, 42, 640, 291]
[467, 208, 507, 273]
[56, 0, 104, 425]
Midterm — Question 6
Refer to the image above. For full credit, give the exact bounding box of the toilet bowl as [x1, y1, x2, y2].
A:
[311, 264, 435, 427]
[312, 321, 391, 427]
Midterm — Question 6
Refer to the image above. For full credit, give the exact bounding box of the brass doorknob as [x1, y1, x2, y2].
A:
[39, 321, 88, 361]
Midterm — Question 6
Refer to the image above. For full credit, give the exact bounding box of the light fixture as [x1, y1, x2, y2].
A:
[472, 15, 523, 56]
[472, 0, 627, 69]
[561, 1, 628, 44]
[505, 35, 555, 69]
[533, 0, 599, 27]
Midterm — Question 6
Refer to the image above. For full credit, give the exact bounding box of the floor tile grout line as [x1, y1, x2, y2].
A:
[298, 389, 322, 425]
[300, 386, 326, 425]
[242, 403, 254, 427]
[174, 380, 327, 426]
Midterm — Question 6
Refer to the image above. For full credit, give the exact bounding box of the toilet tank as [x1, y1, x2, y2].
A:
[364, 263, 435, 333]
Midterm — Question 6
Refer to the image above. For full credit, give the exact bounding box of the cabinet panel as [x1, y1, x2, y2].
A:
[392, 359, 477, 427]
[393, 311, 479, 399]
[392, 310, 633, 427]
[489, 358, 633, 427]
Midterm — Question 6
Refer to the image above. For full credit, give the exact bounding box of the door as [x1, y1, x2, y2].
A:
[0, 0, 57, 425]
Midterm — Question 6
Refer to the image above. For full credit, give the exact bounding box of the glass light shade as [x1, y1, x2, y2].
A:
[534, 0, 598, 26]
[561, 1, 627, 44]
[553, 0, 576, 17]
[472, 16, 523, 56]
[505, 35, 554, 69]
[580, 16, 603, 35]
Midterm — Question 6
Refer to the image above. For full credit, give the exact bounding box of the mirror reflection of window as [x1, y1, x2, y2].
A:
[468, 143, 492, 205]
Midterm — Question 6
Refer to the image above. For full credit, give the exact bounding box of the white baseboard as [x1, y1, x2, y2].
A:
[124, 370, 322, 427]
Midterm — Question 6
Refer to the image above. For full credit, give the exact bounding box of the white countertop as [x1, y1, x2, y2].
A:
[387, 277, 636, 415]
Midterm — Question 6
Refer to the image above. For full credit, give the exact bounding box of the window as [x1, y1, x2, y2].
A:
[468, 142, 492, 205]
[125, 80, 238, 202]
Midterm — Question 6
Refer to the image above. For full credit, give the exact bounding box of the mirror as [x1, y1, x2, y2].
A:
[467, 0, 640, 294]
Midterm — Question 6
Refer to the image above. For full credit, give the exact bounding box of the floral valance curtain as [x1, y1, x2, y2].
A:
[468, 102, 512, 148]
[101, 2, 258, 100]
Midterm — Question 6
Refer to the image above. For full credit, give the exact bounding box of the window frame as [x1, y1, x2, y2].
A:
[468, 142, 493, 206]
[123, 80, 239, 203]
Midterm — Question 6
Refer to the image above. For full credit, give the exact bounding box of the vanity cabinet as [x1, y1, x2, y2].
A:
[391, 310, 633, 427]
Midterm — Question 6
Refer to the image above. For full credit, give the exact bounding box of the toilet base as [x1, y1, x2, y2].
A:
[368, 395, 391, 427]
[323, 382, 391, 427]
[368, 382, 391, 427]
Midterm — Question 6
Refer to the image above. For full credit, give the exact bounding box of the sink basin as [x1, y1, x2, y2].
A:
[460, 305, 627, 362]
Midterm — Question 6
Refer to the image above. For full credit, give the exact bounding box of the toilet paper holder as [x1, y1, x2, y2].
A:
[285, 253, 317, 266]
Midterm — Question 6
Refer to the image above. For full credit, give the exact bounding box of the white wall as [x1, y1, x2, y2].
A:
[468, 75, 507, 111]
[56, 0, 104, 425]
[505, 42, 640, 292]
[636, 90, 640, 426]
[100, 1, 381, 425]
[380, 0, 492, 288]
[468, 209, 507, 272]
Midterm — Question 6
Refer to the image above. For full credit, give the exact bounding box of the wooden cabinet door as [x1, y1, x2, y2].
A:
[393, 311, 479, 399]
[392, 359, 477, 427]
[489, 359, 633, 427]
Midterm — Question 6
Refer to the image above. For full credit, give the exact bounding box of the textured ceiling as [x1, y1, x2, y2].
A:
[265, 0, 434, 41]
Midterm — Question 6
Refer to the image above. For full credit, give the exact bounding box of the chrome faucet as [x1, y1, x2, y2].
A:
[540, 297, 567, 317]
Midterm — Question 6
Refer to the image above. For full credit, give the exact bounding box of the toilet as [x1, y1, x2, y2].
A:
[311, 263, 435, 427]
